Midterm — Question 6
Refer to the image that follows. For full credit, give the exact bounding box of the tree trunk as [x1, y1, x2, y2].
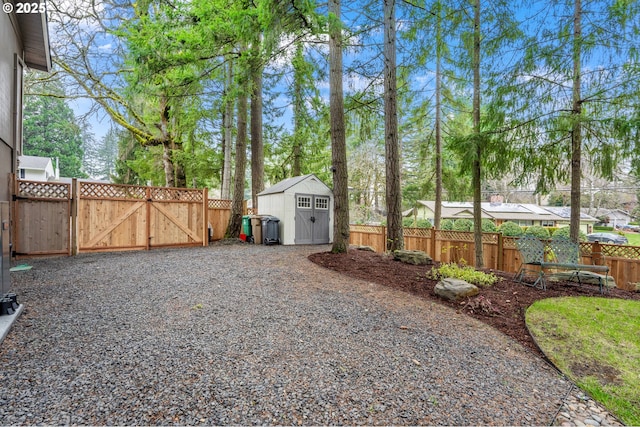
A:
[222, 61, 233, 200]
[329, 0, 350, 253]
[434, 2, 443, 230]
[226, 81, 248, 238]
[159, 95, 175, 187]
[384, 0, 403, 252]
[292, 42, 304, 177]
[174, 148, 187, 188]
[250, 51, 264, 212]
[162, 142, 175, 187]
[570, 0, 582, 243]
[472, 0, 484, 268]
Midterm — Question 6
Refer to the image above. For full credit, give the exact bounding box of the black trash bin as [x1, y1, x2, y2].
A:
[261, 215, 280, 245]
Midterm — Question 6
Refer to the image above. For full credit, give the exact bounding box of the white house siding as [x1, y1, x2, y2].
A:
[1, 11, 23, 201]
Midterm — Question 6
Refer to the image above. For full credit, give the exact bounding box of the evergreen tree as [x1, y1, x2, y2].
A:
[22, 77, 88, 178]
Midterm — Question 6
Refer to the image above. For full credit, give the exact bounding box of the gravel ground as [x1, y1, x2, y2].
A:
[1, 244, 572, 425]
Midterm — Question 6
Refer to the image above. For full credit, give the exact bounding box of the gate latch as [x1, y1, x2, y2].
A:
[310, 216, 315, 223]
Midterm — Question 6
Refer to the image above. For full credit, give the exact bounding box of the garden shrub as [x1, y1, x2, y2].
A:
[428, 262, 500, 288]
[524, 225, 550, 238]
[441, 219, 454, 230]
[498, 221, 523, 236]
[402, 217, 415, 227]
[481, 219, 497, 232]
[453, 218, 473, 232]
[416, 219, 432, 228]
[553, 226, 586, 241]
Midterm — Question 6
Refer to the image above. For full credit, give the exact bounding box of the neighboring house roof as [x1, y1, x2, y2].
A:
[258, 174, 330, 196]
[415, 201, 474, 219]
[415, 200, 565, 222]
[18, 155, 52, 171]
[16, 12, 51, 71]
[581, 208, 632, 220]
[546, 207, 598, 222]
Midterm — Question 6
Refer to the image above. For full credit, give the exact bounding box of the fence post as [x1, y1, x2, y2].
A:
[430, 227, 437, 261]
[71, 179, 78, 256]
[382, 226, 387, 253]
[497, 232, 503, 271]
[9, 173, 16, 258]
[202, 188, 208, 246]
[146, 187, 151, 251]
[592, 241, 603, 265]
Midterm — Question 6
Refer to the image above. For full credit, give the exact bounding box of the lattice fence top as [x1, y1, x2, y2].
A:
[18, 180, 70, 199]
[403, 227, 431, 237]
[350, 224, 385, 234]
[600, 243, 640, 260]
[503, 236, 519, 249]
[79, 182, 204, 201]
[209, 199, 232, 209]
[435, 230, 475, 242]
[80, 182, 146, 199]
[246, 208, 256, 215]
[150, 187, 203, 202]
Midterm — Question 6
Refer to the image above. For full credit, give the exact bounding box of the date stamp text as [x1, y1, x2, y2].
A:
[3, 2, 47, 14]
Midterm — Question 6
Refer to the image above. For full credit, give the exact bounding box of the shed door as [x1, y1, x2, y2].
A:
[295, 194, 330, 244]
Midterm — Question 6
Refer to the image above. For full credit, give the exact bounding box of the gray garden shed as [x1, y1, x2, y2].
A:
[257, 174, 333, 245]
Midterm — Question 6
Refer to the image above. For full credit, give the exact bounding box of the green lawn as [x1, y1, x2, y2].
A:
[526, 297, 640, 425]
[623, 232, 640, 246]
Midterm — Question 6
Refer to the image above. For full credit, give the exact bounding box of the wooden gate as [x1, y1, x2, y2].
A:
[78, 182, 207, 252]
[13, 180, 71, 256]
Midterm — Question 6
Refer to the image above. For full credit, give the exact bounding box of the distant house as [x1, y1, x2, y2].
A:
[17, 155, 58, 181]
[409, 200, 595, 233]
[582, 208, 633, 228]
[543, 207, 598, 235]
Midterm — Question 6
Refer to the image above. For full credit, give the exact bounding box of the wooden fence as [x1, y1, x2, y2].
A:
[13, 180, 72, 256]
[350, 225, 640, 291]
[13, 178, 244, 256]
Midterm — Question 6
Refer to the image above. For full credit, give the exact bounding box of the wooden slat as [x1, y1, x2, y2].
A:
[151, 202, 202, 243]
[84, 201, 145, 248]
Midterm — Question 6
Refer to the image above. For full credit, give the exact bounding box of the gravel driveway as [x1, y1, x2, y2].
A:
[1, 244, 571, 425]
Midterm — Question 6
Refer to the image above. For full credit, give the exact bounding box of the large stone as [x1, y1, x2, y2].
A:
[549, 271, 616, 288]
[434, 278, 479, 301]
[350, 245, 376, 252]
[393, 249, 433, 265]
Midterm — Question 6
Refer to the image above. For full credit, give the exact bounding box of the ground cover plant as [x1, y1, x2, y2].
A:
[309, 249, 640, 419]
[526, 297, 640, 426]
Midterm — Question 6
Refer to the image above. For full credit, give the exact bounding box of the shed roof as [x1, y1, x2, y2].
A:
[258, 174, 330, 196]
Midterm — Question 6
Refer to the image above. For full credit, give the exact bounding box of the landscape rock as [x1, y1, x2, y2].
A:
[351, 245, 376, 252]
[549, 271, 616, 288]
[392, 249, 432, 265]
[434, 278, 479, 301]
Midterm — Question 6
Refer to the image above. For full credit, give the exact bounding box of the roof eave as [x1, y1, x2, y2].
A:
[17, 8, 52, 72]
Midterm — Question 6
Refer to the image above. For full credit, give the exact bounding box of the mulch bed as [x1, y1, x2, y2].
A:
[309, 249, 640, 357]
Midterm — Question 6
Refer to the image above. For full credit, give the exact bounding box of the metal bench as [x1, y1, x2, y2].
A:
[515, 235, 610, 293]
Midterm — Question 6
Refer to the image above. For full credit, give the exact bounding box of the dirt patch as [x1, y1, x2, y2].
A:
[308, 249, 640, 357]
[571, 361, 624, 386]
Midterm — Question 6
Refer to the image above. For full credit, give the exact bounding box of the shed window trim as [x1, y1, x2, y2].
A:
[297, 196, 312, 209]
[315, 197, 329, 210]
